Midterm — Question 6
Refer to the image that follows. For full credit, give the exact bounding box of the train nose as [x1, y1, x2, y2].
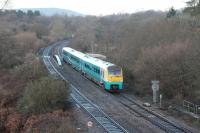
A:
[109, 76, 122, 82]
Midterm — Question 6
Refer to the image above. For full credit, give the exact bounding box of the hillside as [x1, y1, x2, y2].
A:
[69, 11, 200, 104]
[17, 8, 84, 16]
[0, 10, 75, 132]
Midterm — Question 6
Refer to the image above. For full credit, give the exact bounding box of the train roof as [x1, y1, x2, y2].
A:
[63, 47, 85, 59]
[62, 47, 114, 69]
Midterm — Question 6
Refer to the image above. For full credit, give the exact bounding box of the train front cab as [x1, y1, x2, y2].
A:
[103, 66, 123, 92]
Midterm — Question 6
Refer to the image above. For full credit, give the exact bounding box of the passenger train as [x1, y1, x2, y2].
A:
[62, 47, 123, 92]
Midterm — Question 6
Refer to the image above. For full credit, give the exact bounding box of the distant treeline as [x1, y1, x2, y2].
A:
[0, 9, 41, 16]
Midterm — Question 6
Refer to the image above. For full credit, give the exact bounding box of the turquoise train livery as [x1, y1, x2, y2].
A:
[62, 47, 123, 92]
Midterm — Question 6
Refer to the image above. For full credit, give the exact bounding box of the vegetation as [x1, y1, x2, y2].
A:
[12, 55, 47, 80]
[1, 1, 200, 131]
[167, 7, 177, 18]
[184, 0, 200, 16]
[0, 9, 74, 132]
[69, 11, 200, 104]
[134, 42, 200, 102]
[18, 76, 69, 114]
[0, 0, 10, 9]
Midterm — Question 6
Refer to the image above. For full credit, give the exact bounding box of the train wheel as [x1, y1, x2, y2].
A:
[63, 58, 67, 63]
[81, 71, 84, 76]
[102, 84, 106, 90]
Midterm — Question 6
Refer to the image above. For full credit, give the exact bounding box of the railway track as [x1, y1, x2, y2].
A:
[44, 41, 196, 133]
[42, 42, 129, 133]
[55, 42, 195, 133]
[118, 94, 194, 133]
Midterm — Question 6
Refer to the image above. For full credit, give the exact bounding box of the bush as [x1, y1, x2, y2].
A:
[133, 42, 200, 102]
[0, 32, 24, 69]
[12, 54, 47, 81]
[22, 110, 75, 133]
[14, 32, 40, 52]
[18, 76, 70, 114]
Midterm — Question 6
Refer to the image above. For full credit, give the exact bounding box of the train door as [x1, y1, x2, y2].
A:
[68, 54, 72, 64]
[80, 59, 83, 71]
[100, 69, 104, 84]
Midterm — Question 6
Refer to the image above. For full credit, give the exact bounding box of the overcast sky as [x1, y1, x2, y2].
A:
[12, 0, 187, 15]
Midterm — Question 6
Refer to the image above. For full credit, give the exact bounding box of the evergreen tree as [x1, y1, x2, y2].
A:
[17, 10, 25, 17]
[184, 0, 200, 16]
[27, 10, 34, 17]
[34, 10, 41, 16]
[167, 7, 177, 18]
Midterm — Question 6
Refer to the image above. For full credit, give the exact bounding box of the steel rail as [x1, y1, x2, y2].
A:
[119, 94, 193, 133]
[42, 42, 129, 133]
[44, 41, 194, 133]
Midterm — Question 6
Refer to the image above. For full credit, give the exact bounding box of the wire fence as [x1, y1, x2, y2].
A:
[183, 100, 200, 115]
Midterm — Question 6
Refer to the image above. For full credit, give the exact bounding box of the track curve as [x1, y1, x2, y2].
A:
[42, 40, 129, 133]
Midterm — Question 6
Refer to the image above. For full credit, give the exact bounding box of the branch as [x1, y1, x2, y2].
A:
[1, 0, 9, 10]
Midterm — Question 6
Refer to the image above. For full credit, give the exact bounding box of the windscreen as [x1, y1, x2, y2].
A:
[108, 66, 121, 76]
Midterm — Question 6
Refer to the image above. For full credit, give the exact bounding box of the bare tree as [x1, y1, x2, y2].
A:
[0, 0, 10, 10]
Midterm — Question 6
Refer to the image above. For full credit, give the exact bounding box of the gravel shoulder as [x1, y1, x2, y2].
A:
[51, 43, 199, 133]
[53, 58, 165, 133]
